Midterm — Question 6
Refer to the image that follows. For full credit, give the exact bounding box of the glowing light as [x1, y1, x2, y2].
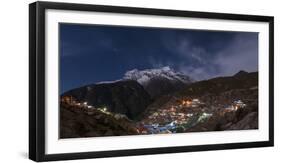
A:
[182, 100, 192, 105]
[197, 112, 213, 122]
[186, 100, 191, 105]
[170, 107, 176, 111]
[192, 99, 199, 102]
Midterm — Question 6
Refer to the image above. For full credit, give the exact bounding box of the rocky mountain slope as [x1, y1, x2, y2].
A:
[177, 71, 257, 96]
[124, 66, 193, 98]
[60, 104, 138, 138]
[62, 80, 151, 120]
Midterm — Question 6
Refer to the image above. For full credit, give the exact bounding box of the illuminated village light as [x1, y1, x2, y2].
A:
[97, 107, 109, 113]
[192, 99, 199, 103]
[181, 100, 192, 105]
[181, 98, 201, 107]
[170, 106, 176, 111]
[224, 100, 246, 112]
[197, 112, 213, 123]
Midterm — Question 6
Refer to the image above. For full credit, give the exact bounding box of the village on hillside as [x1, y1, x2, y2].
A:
[61, 95, 248, 135]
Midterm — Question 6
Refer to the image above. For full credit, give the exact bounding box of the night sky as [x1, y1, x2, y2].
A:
[60, 23, 258, 93]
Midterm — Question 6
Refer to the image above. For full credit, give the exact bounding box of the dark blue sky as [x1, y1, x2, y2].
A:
[60, 23, 258, 93]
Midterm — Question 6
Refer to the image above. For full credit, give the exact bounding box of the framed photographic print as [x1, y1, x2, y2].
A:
[29, 1, 274, 162]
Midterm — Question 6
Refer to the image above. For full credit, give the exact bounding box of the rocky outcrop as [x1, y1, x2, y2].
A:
[141, 77, 188, 98]
[228, 112, 258, 130]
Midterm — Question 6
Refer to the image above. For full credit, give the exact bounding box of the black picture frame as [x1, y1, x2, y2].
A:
[29, 1, 274, 162]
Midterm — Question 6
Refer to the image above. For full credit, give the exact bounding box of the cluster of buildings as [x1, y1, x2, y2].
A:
[180, 98, 205, 108]
[224, 100, 247, 112]
[139, 121, 177, 134]
[138, 98, 212, 134]
[62, 95, 247, 135]
[144, 98, 205, 123]
[61, 96, 109, 112]
[138, 112, 213, 134]
[61, 96, 94, 109]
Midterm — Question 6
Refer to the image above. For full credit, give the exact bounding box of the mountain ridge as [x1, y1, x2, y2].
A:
[123, 66, 193, 98]
[123, 66, 193, 85]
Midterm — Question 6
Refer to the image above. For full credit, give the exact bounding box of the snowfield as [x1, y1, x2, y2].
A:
[123, 66, 193, 86]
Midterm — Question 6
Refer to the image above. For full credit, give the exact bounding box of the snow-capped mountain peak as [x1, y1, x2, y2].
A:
[123, 66, 193, 85]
